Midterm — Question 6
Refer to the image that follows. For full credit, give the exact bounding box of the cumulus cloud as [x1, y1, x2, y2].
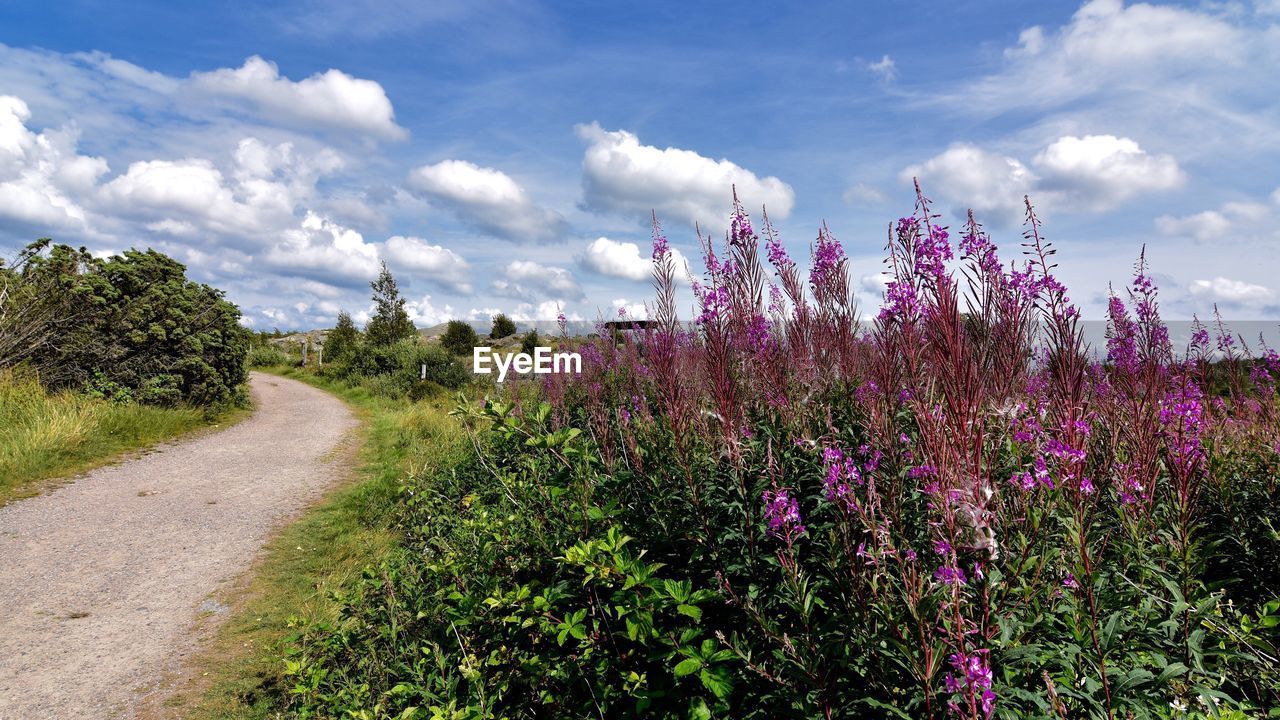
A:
[1156, 190, 1280, 244]
[902, 143, 1036, 220]
[610, 298, 648, 319]
[492, 259, 582, 300]
[0, 95, 106, 231]
[1032, 134, 1184, 209]
[381, 235, 472, 293]
[578, 236, 691, 285]
[100, 137, 341, 242]
[190, 56, 406, 140]
[904, 134, 1183, 221]
[576, 123, 795, 230]
[406, 159, 568, 243]
[1188, 277, 1274, 305]
[261, 212, 382, 285]
[404, 294, 458, 327]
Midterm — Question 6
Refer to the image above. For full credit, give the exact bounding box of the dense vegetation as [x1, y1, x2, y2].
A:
[491, 313, 517, 339]
[247, 266, 471, 400]
[0, 239, 249, 495]
[284, 189, 1280, 719]
[1, 239, 249, 406]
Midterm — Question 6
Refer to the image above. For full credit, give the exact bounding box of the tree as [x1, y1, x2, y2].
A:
[490, 313, 517, 339]
[326, 311, 360, 362]
[365, 262, 416, 347]
[440, 320, 479, 356]
[2, 240, 249, 406]
[520, 329, 541, 356]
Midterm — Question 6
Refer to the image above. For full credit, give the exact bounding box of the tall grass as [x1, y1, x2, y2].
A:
[0, 369, 219, 502]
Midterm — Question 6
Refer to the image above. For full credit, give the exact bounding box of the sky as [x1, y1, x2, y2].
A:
[1, 0, 1278, 330]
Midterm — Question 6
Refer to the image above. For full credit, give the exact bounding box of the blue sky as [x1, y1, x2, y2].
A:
[2, 0, 1278, 329]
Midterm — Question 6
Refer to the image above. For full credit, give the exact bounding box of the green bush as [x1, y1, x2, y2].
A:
[520, 329, 541, 355]
[2, 241, 250, 406]
[336, 338, 470, 395]
[490, 313, 517, 339]
[247, 345, 293, 368]
[440, 320, 479, 356]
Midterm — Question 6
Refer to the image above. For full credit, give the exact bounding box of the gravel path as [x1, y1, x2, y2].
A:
[0, 372, 359, 719]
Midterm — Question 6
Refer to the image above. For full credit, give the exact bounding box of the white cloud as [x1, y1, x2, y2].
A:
[261, 212, 382, 285]
[968, 1, 1246, 111]
[903, 143, 1037, 221]
[1156, 189, 1280, 244]
[904, 134, 1183, 221]
[576, 122, 795, 230]
[842, 182, 889, 206]
[404, 294, 458, 326]
[492, 259, 582, 300]
[1032, 134, 1184, 209]
[510, 300, 579, 322]
[101, 137, 341, 241]
[578, 236, 691, 285]
[190, 56, 406, 140]
[406, 159, 568, 243]
[381, 235, 472, 293]
[1189, 276, 1273, 304]
[0, 95, 106, 230]
[867, 55, 897, 81]
[610, 297, 648, 319]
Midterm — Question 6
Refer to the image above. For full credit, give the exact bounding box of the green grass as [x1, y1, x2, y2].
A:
[167, 366, 464, 720]
[0, 369, 245, 505]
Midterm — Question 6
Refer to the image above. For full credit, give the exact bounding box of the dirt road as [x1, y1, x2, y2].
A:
[0, 372, 358, 719]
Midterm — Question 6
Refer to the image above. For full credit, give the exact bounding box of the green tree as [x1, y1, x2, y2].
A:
[365, 262, 416, 347]
[520, 329, 541, 355]
[326, 311, 360, 362]
[2, 241, 249, 406]
[490, 313, 517, 339]
[440, 320, 479, 356]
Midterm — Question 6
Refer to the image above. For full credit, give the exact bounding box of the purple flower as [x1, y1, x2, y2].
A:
[821, 446, 860, 512]
[763, 488, 805, 543]
[744, 313, 772, 354]
[878, 280, 920, 322]
[1160, 378, 1206, 477]
[934, 565, 967, 586]
[651, 233, 670, 261]
[766, 235, 792, 268]
[944, 650, 995, 718]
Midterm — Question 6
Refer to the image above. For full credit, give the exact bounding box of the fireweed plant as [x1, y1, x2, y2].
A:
[286, 187, 1280, 719]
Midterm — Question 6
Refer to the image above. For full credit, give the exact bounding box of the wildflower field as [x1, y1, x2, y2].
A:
[286, 188, 1280, 719]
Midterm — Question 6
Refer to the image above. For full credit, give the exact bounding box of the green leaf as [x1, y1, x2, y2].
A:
[677, 604, 702, 622]
[673, 658, 702, 677]
[699, 668, 733, 699]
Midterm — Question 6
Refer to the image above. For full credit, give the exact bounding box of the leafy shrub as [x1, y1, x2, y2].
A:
[286, 191, 1280, 719]
[520, 328, 541, 355]
[491, 313, 517, 339]
[247, 344, 293, 368]
[441, 320, 479, 356]
[335, 338, 469, 394]
[325, 311, 360, 362]
[1, 240, 249, 406]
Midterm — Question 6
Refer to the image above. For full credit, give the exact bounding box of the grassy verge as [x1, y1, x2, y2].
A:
[0, 370, 248, 505]
[163, 366, 463, 720]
